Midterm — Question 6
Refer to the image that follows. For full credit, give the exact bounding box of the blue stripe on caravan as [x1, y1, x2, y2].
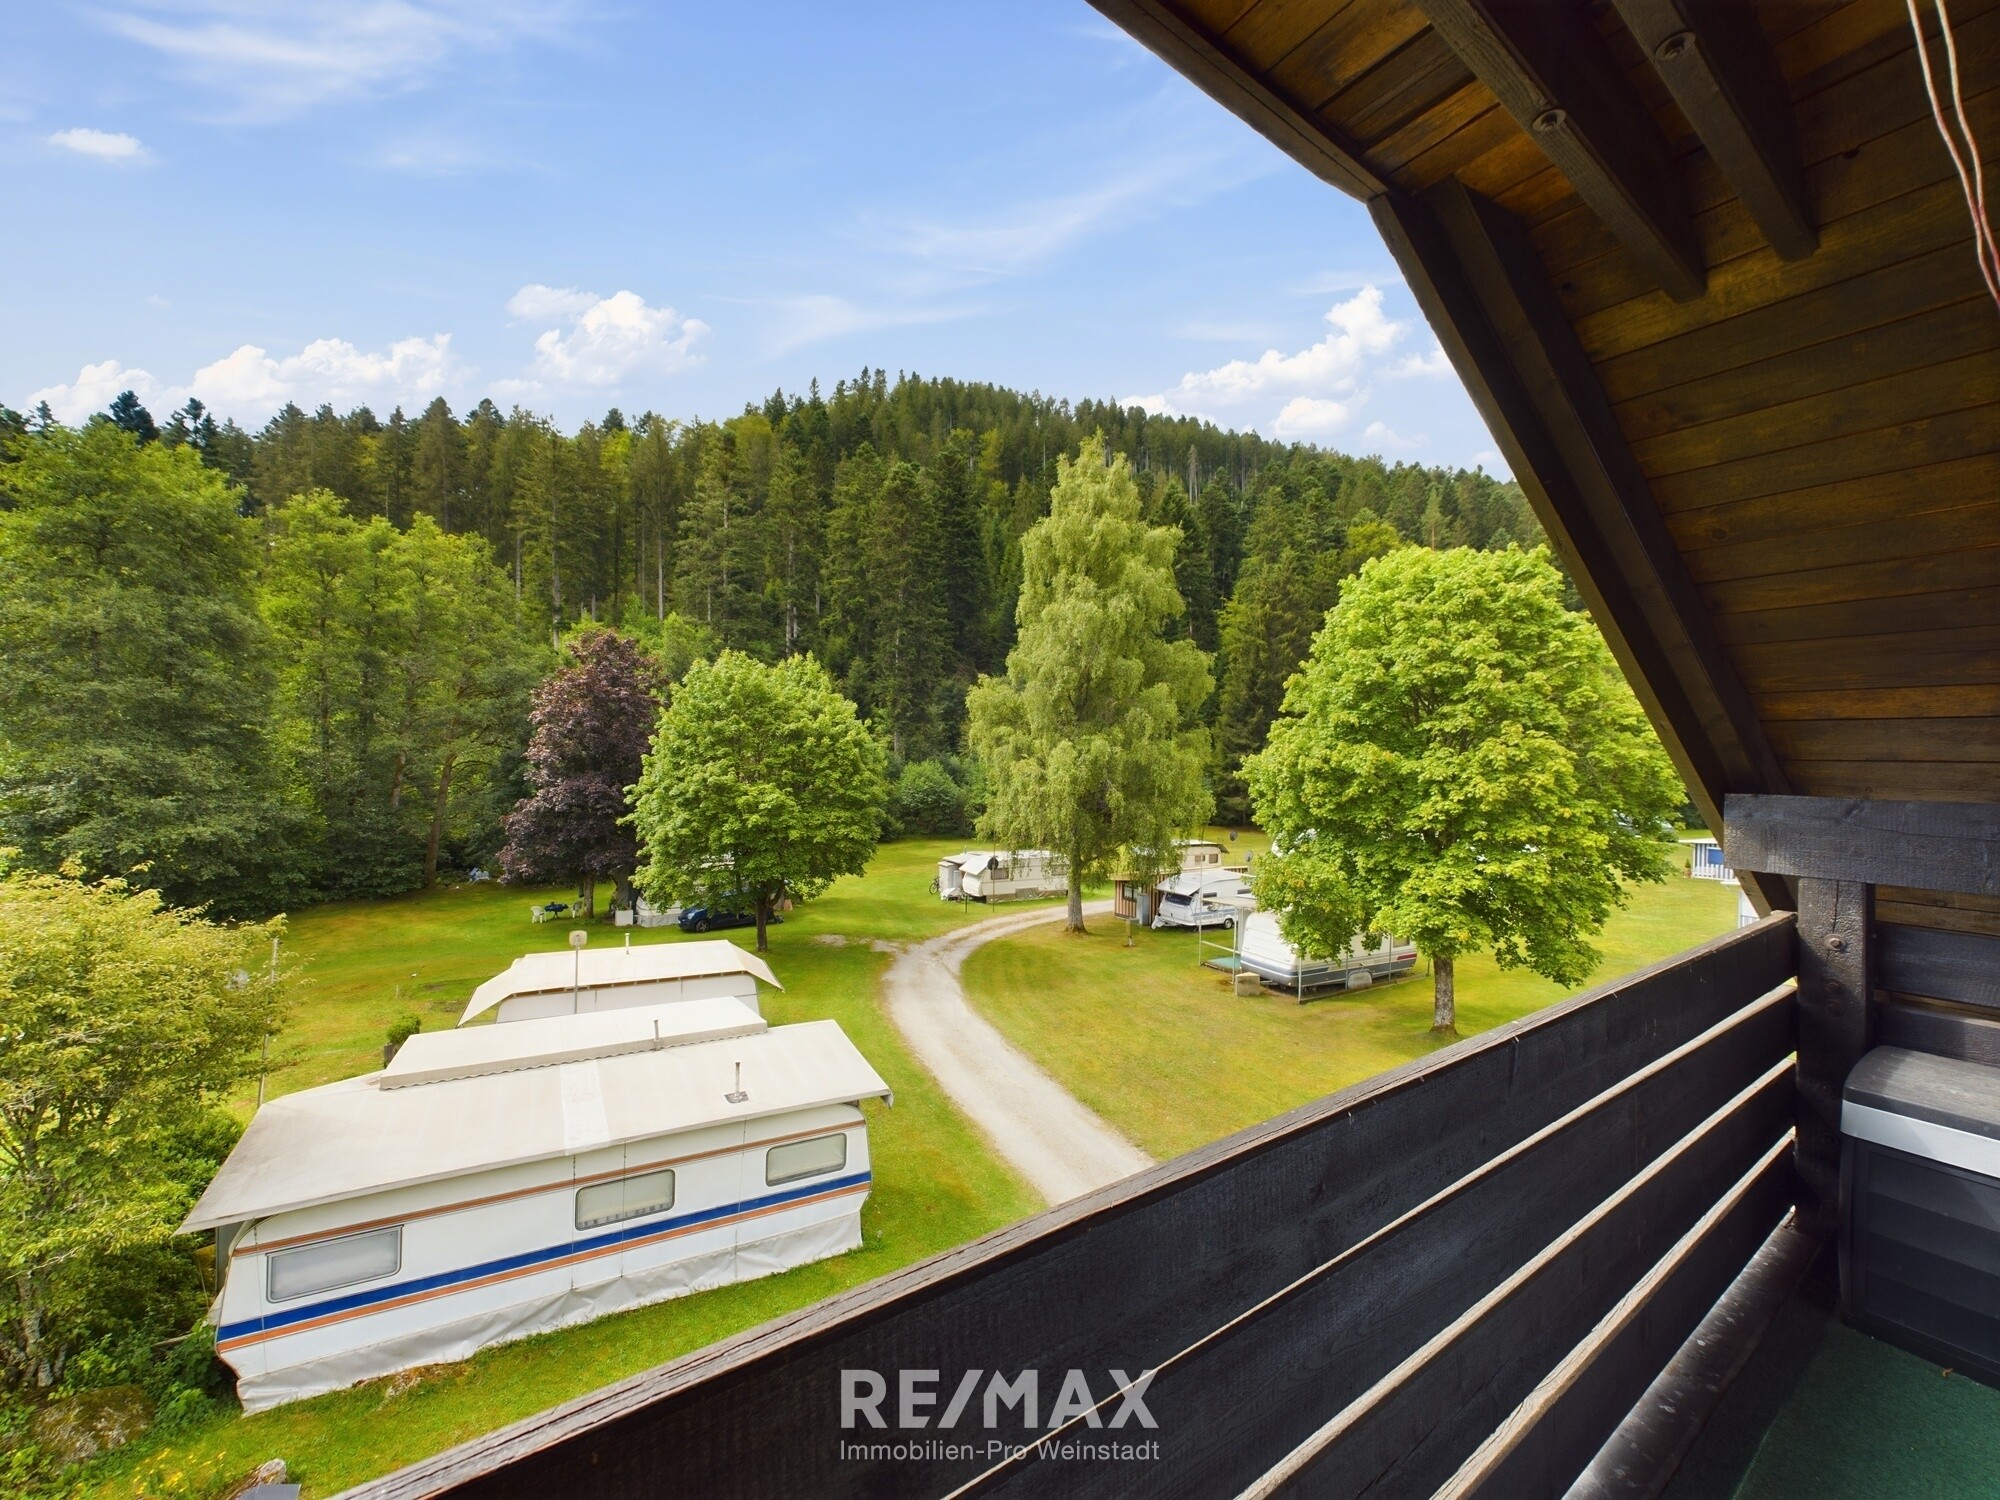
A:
[218, 1170, 871, 1345]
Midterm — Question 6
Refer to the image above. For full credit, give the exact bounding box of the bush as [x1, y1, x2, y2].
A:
[386, 1013, 424, 1052]
[887, 760, 970, 838]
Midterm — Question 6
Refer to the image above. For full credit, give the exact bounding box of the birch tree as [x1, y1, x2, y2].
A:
[966, 438, 1212, 932]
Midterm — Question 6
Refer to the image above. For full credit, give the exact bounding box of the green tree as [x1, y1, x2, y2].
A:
[0, 424, 301, 913]
[1246, 546, 1684, 1034]
[630, 651, 886, 951]
[0, 862, 286, 1391]
[966, 438, 1213, 931]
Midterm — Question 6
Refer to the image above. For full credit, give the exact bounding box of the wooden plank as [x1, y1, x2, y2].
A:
[1372, 182, 1792, 903]
[1242, 1086, 1795, 1499]
[1724, 793, 2000, 896]
[1576, 174, 1982, 364]
[1668, 454, 2000, 555]
[1880, 884, 2000, 917]
[1596, 237, 1988, 405]
[1793, 762, 2000, 801]
[1222, 0, 1354, 66]
[1400, 94, 1523, 188]
[1793, 877, 1870, 1239]
[1373, 77, 1495, 175]
[1766, 718, 2000, 766]
[1876, 999, 2000, 1066]
[1441, 1140, 1798, 1499]
[1761, 684, 2000, 721]
[1083, 0, 1386, 199]
[1710, 576, 2000, 644]
[1412, 0, 1706, 299]
[1633, 350, 2000, 479]
[347, 919, 1799, 1500]
[1616, 296, 2000, 446]
[1879, 922, 2000, 1009]
[1683, 499, 2000, 585]
[1648, 402, 1998, 514]
[1267, 0, 1430, 112]
[1564, 1222, 1820, 1500]
[1735, 624, 2000, 694]
[963, 989, 1798, 1499]
[1610, 0, 1815, 258]
[1327, 29, 1473, 147]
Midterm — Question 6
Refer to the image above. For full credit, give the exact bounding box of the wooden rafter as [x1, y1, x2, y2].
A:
[1412, 0, 1706, 300]
[1372, 179, 1793, 911]
[1611, 0, 1817, 259]
[1086, 0, 1385, 200]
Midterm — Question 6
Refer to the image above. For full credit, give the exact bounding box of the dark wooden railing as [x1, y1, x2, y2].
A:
[348, 916, 1798, 1500]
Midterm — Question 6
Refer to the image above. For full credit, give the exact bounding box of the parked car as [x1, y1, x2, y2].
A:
[678, 903, 778, 934]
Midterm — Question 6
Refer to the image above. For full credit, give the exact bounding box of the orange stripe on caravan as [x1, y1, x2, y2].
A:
[245, 1123, 850, 1254]
[218, 1183, 867, 1353]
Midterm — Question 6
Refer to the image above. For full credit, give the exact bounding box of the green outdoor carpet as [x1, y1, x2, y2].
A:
[1665, 1288, 2000, 1500]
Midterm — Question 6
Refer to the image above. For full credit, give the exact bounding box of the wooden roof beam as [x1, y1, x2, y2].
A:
[1086, 0, 1385, 201]
[1611, 0, 1817, 259]
[1412, 0, 1707, 301]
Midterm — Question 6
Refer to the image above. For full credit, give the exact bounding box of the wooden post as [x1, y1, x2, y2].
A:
[1793, 878, 1871, 1238]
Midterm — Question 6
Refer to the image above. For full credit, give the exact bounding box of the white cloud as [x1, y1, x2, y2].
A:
[512, 287, 708, 388]
[1293, 268, 1404, 296]
[95, 1, 576, 120]
[27, 360, 167, 424]
[506, 284, 602, 321]
[1363, 420, 1427, 450]
[188, 334, 462, 418]
[1126, 286, 1406, 421]
[1388, 343, 1453, 379]
[27, 333, 465, 426]
[1272, 398, 1356, 438]
[47, 127, 147, 162]
[881, 145, 1262, 279]
[758, 293, 976, 357]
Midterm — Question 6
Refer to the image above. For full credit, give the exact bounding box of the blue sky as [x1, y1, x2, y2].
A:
[4, 1, 1504, 470]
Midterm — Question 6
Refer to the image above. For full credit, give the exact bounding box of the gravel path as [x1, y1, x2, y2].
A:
[882, 900, 1153, 1205]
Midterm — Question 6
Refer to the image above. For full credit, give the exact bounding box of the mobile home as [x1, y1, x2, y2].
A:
[459, 938, 780, 1023]
[1149, 867, 1255, 930]
[1227, 910, 1418, 999]
[1112, 839, 1242, 922]
[183, 999, 889, 1411]
[934, 850, 1065, 903]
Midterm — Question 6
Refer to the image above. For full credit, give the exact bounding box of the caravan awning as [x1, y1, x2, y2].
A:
[459, 937, 781, 1024]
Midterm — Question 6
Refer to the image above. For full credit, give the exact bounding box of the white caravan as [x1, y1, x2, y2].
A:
[1232, 910, 1419, 997]
[1150, 868, 1255, 930]
[183, 998, 889, 1411]
[935, 850, 1066, 902]
[460, 938, 780, 1023]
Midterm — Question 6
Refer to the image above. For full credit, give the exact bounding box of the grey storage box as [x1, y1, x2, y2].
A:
[1840, 1046, 2000, 1385]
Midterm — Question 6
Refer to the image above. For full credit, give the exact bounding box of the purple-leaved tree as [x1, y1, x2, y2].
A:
[499, 629, 666, 914]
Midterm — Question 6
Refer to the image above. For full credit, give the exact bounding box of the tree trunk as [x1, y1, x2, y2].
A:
[1065, 855, 1086, 933]
[423, 752, 455, 888]
[1432, 953, 1457, 1036]
[580, 875, 596, 917]
[614, 874, 633, 910]
[754, 893, 770, 953]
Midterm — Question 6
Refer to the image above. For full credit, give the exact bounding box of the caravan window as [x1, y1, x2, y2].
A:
[766, 1133, 847, 1186]
[266, 1226, 401, 1304]
[576, 1168, 676, 1231]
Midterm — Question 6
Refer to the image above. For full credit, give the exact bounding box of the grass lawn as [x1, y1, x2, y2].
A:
[962, 848, 1741, 1161]
[82, 838, 1044, 1500]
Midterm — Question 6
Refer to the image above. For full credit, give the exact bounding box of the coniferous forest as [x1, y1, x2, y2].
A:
[0, 372, 1536, 915]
